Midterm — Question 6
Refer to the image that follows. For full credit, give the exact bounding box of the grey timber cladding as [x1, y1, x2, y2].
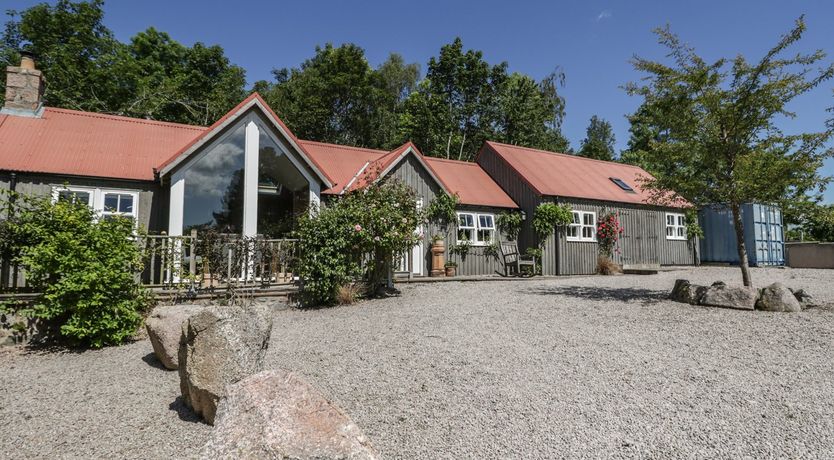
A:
[551, 198, 698, 275]
[476, 144, 697, 275]
[447, 205, 514, 276]
[0, 171, 161, 232]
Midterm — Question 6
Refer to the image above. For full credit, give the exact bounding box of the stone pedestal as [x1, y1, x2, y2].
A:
[430, 240, 446, 277]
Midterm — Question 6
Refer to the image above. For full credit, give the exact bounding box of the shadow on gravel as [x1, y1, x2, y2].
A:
[529, 286, 668, 305]
[141, 352, 168, 371]
[169, 396, 205, 424]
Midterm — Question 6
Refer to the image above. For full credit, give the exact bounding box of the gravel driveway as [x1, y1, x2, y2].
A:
[1, 266, 833, 459]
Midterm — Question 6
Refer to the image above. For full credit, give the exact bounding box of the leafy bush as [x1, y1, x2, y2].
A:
[295, 180, 422, 306]
[0, 193, 149, 348]
[532, 202, 573, 242]
[425, 192, 459, 238]
[496, 211, 523, 241]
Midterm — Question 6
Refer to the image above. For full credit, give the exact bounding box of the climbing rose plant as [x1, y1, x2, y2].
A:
[596, 211, 624, 258]
[295, 179, 422, 306]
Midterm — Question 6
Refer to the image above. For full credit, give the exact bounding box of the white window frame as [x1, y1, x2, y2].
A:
[665, 212, 687, 240]
[456, 212, 496, 245]
[52, 185, 140, 228]
[566, 210, 597, 242]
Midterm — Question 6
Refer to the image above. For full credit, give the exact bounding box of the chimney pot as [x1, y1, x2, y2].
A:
[2, 51, 45, 117]
[19, 51, 36, 70]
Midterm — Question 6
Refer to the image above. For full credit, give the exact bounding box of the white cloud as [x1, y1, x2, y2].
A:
[596, 9, 613, 21]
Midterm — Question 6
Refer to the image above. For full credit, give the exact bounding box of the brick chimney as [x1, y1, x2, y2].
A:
[2, 52, 45, 117]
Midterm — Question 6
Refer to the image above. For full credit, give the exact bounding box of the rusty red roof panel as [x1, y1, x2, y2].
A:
[482, 141, 686, 207]
[0, 107, 205, 181]
[425, 156, 518, 208]
[299, 140, 387, 194]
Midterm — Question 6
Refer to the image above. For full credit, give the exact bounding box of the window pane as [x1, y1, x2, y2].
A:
[183, 124, 246, 233]
[572, 211, 580, 224]
[104, 194, 119, 212]
[478, 215, 494, 229]
[258, 126, 308, 237]
[58, 190, 91, 205]
[582, 226, 594, 239]
[477, 229, 493, 243]
[677, 215, 685, 226]
[667, 215, 674, 225]
[459, 214, 474, 228]
[666, 226, 674, 236]
[583, 213, 594, 226]
[118, 195, 133, 213]
[677, 227, 685, 237]
[458, 229, 473, 241]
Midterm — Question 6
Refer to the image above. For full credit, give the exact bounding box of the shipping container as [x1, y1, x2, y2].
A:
[699, 203, 784, 266]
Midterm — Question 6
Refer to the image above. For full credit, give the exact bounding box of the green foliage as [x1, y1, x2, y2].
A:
[792, 203, 834, 241]
[259, 44, 418, 148]
[684, 209, 705, 241]
[0, 193, 149, 348]
[532, 203, 573, 243]
[625, 17, 834, 286]
[525, 247, 543, 274]
[483, 243, 500, 260]
[578, 115, 616, 161]
[425, 192, 459, 237]
[294, 180, 421, 306]
[399, 38, 570, 159]
[496, 211, 523, 241]
[0, 1, 246, 124]
[449, 238, 472, 260]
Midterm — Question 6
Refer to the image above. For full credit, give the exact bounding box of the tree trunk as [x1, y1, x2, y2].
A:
[730, 202, 752, 287]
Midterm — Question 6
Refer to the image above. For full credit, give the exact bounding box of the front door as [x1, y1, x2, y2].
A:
[395, 198, 424, 276]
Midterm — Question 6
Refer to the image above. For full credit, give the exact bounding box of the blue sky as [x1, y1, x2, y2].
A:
[8, 1, 834, 202]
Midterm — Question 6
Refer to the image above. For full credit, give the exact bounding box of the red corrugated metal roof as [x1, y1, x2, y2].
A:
[299, 140, 388, 194]
[0, 107, 205, 181]
[424, 157, 518, 208]
[481, 141, 685, 207]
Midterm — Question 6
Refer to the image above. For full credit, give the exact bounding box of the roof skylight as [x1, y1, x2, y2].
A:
[610, 177, 635, 192]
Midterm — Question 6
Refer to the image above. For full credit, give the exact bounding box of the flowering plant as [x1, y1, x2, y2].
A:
[597, 210, 624, 258]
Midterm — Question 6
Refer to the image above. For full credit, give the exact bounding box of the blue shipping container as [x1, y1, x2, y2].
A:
[699, 203, 784, 266]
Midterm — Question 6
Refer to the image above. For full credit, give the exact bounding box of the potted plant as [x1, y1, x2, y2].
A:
[444, 261, 457, 277]
[431, 234, 446, 276]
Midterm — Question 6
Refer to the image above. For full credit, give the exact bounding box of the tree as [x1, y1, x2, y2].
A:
[578, 115, 615, 161]
[626, 17, 834, 287]
[0, 1, 246, 125]
[619, 103, 663, 170]
[399, 38, 571, 160]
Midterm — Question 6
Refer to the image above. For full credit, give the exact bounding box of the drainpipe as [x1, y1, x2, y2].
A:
[1, 171, 16, 290]
[7, 171, 17, 215]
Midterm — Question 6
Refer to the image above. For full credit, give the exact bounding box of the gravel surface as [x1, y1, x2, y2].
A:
[1, 266, 833, 459]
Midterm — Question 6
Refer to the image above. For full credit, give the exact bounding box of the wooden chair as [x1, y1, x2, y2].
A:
[500, 241, 537, 277]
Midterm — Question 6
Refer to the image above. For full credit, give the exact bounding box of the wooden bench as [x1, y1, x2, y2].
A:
[500, 241, 537, 277]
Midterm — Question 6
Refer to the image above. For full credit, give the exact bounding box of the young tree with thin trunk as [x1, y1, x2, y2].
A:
[626, 17, 834, 287]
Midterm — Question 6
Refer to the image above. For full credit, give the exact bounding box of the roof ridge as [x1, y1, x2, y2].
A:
[424, 156, 477, 166]
[44, 107, 207, 131]
[298, 139, 388, 155]
[486, 140, 645, 172]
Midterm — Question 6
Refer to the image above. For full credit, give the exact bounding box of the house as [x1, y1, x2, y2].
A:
[0, 56, 695, 279]
[0, 55, 518, 278]
[476, 141, 698, 275]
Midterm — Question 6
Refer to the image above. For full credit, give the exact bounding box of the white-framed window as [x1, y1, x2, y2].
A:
[567, 210, 597, 242]
[52, 186, 139, 227]
[665, 212, 686, 240]
[457, 212, 495, 245]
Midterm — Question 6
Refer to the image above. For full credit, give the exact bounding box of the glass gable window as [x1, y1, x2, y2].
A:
[256, 126, 309, 237]
[183, 124, 246, 233]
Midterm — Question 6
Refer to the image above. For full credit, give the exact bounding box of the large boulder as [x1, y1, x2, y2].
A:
[757, 282, 802, 312]
[145, 305, 205, 370]
[670, 279, 707, 305]
[700, 281, 757, 310]
[201, 370, 379, 459]
[178, 304, 273, 424]
[790, 288, 817, 309]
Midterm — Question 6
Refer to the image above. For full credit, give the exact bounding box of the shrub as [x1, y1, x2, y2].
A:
[295, 180, 422, 306]
[335, 283, 361, 305]
[425, 192, 459, 238]
[496, 211, 523, 241]
[0, 193, 149, 348]
[532, 202, 573, 242]
[596, 255, 622, 275]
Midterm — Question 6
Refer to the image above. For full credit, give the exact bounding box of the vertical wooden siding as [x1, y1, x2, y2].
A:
[448, 205, 513, 276]
[554, 198, 697, 275]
